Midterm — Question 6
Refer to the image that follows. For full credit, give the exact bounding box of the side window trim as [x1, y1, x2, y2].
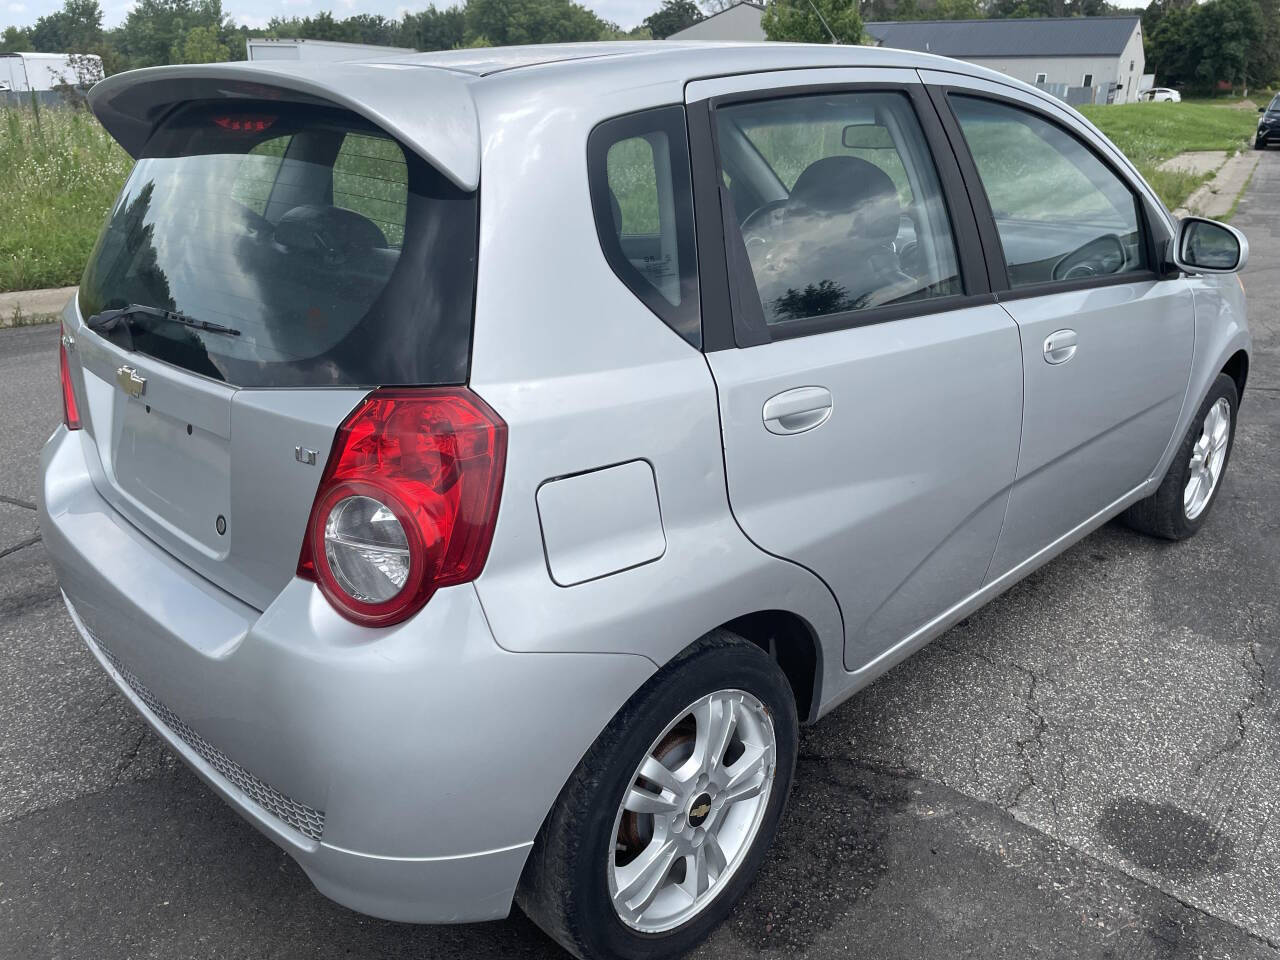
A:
[929, 84, 1163, 300]
[586, 105, 701, 348]
[690, 80, 994, 350]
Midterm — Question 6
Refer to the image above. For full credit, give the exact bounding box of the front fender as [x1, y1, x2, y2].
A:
[1151, 275, 1250, 485]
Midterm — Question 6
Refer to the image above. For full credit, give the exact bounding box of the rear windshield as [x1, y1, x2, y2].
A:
[79, 102, 477, 387]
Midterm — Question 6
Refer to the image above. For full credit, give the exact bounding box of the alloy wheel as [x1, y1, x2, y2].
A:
[607, 689, 776, 933]
[1184, 397, 1232, 520]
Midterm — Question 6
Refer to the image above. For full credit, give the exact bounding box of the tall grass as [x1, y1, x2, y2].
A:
[1078, 101, 1260, 211]
[0, 104, 131, 293]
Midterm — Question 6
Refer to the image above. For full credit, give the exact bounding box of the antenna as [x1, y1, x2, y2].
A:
[805, 0, 840, 44]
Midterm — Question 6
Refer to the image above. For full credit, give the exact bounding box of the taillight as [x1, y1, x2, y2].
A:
[59, 334, 81, 430]
[213, 115, 276, 133]
[297, 388, 506, 627]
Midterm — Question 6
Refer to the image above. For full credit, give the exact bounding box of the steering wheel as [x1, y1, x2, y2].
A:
[740, 198, 789, 235]
[1051, 233, 1126, 282]
[234, 201, 275, 241]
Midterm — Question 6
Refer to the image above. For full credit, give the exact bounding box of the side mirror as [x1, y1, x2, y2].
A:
[1260, 106, 1266, 113]
[1171, 217, 1248, 274]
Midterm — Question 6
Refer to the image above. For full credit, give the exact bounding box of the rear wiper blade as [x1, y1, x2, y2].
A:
[87, 303, 241, 339]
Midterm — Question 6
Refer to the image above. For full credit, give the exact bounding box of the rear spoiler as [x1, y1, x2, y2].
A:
[88, 60, 481, 191]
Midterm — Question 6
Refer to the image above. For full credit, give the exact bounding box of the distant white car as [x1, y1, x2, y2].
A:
[1141, 87, 1182, 102]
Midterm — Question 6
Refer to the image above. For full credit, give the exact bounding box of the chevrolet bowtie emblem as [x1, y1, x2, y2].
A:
[115, 365, 146, 398]
[690, 802, 711, 820]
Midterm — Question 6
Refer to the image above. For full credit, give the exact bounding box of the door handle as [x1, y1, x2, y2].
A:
[763, 386, 832, 435]
[1043, 329, 1078, 365]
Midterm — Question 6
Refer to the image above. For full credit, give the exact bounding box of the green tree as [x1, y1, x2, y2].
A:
[118, 0, 228, 67]
[934, 0, 982, 17]
[986, 0, 1114, 15]
[347, 14, 401, 45]
[1247, 0, 1280, 90]
[463, 0, 610, 45]
[643, 0, 703, 38]
[170, 23, 230, 62]
[1194, 0, 1260, 91]
[762, 0, 862, 44]
[399, 5, 467, 49]
[29, 0, 103, 51]
[1144, 0, 1197, 87]
[0, 26, 33, 52]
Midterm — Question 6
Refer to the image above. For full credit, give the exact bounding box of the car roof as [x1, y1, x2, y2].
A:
[352, 40, 988, 79]
[89, 42, 1040, 192]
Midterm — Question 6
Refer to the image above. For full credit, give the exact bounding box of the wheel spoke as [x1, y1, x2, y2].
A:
[614, 838, 680, 918]
[703, 832, 728, 878]
[694, 697, 737, 776]
[721, 745, 771, 804]
[681, 848, 711, 900]
[624, 786, 680, 816]
[1211, 403, 1230, 445]
[639, 755, 684, 795]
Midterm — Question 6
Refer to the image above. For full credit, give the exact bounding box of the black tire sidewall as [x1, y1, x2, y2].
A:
[532, 638, 798, 960]
[1162, 373, 1239, 538]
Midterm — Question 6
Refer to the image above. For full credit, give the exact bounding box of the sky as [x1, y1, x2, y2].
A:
[1, 0, 661, 32]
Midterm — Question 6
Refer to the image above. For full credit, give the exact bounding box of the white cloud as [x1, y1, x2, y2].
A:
[7, 1, 27, 12]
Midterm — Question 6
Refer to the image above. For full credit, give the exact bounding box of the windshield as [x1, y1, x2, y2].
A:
[79, 102, 477, 388]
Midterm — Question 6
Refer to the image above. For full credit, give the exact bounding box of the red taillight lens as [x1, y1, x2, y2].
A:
[59, 335, 81, 430]
[297, 388, 507, 627]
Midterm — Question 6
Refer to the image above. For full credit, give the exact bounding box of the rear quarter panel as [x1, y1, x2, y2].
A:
[465, 69, 846, 713]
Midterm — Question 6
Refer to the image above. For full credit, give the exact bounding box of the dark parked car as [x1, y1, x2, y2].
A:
[1257, 94, 1280, 148]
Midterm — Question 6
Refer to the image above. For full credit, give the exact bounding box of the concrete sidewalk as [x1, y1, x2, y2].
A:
[0, 286, 74, 328]
[1174, 149, 1262, 219]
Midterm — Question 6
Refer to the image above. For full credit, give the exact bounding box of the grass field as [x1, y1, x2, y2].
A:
[1, 105, 131, 294]
[1079, 101, 1260, 210]
[0, 98, 1263, 295]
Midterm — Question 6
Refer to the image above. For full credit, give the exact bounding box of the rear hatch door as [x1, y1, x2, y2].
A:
[69, 95, 478, 610]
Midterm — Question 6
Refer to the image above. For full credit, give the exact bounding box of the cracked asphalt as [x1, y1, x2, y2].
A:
[3, 158, 1280, 960]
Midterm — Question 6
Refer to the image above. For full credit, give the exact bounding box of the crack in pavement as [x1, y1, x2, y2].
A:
[933, 640, 1056, 818]
[109, 730, 149, 789]
[0, 494, 36, 510]
[1192, 636, 1269, 776]
[1007, 665, 1051, 816]
[0, 534, 40, 560]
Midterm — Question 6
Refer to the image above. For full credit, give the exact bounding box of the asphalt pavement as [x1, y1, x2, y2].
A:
[3, 157, 1280, 959]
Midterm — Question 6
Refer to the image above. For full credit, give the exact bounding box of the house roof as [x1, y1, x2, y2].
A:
[864, 16, 1141, 59]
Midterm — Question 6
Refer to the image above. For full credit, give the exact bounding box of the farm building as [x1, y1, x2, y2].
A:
[864, 17, 1146, 105]
[667, 8, 1145, 106]
[246, 38, 415, 62]
[667, 1, 765, 41]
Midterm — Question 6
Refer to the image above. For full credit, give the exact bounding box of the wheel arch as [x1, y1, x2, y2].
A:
[718, 609, 823, 724]
[1222, 349, 1249, 402]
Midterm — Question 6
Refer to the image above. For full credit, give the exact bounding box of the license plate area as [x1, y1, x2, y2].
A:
[111, 395, 232, 554]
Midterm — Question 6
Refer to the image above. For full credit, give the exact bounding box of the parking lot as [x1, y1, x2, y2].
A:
[2, 155, 1279, 960]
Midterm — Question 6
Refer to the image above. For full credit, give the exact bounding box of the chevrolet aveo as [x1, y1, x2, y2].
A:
[41, 42, 1250, 960]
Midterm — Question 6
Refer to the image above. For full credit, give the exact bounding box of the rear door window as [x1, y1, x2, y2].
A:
[588, 106, 700, 346]
[78, 103, 477, 387]
[714, 90, 963, 327]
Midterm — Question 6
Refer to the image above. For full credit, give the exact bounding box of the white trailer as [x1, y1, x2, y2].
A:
[0, 52, 103, 92]
[245, 38, 414, 63]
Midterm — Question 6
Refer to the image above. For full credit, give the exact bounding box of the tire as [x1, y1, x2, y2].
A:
[516, 630, 798, 960]
[1256, 137, 1267, 150]
[1122, 372, 1239, 540]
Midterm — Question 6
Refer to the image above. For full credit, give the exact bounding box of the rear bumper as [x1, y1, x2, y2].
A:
[39, 426, 654, 922]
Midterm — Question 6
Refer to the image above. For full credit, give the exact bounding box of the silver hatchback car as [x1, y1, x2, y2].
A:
[42, 41, 1250, 960]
